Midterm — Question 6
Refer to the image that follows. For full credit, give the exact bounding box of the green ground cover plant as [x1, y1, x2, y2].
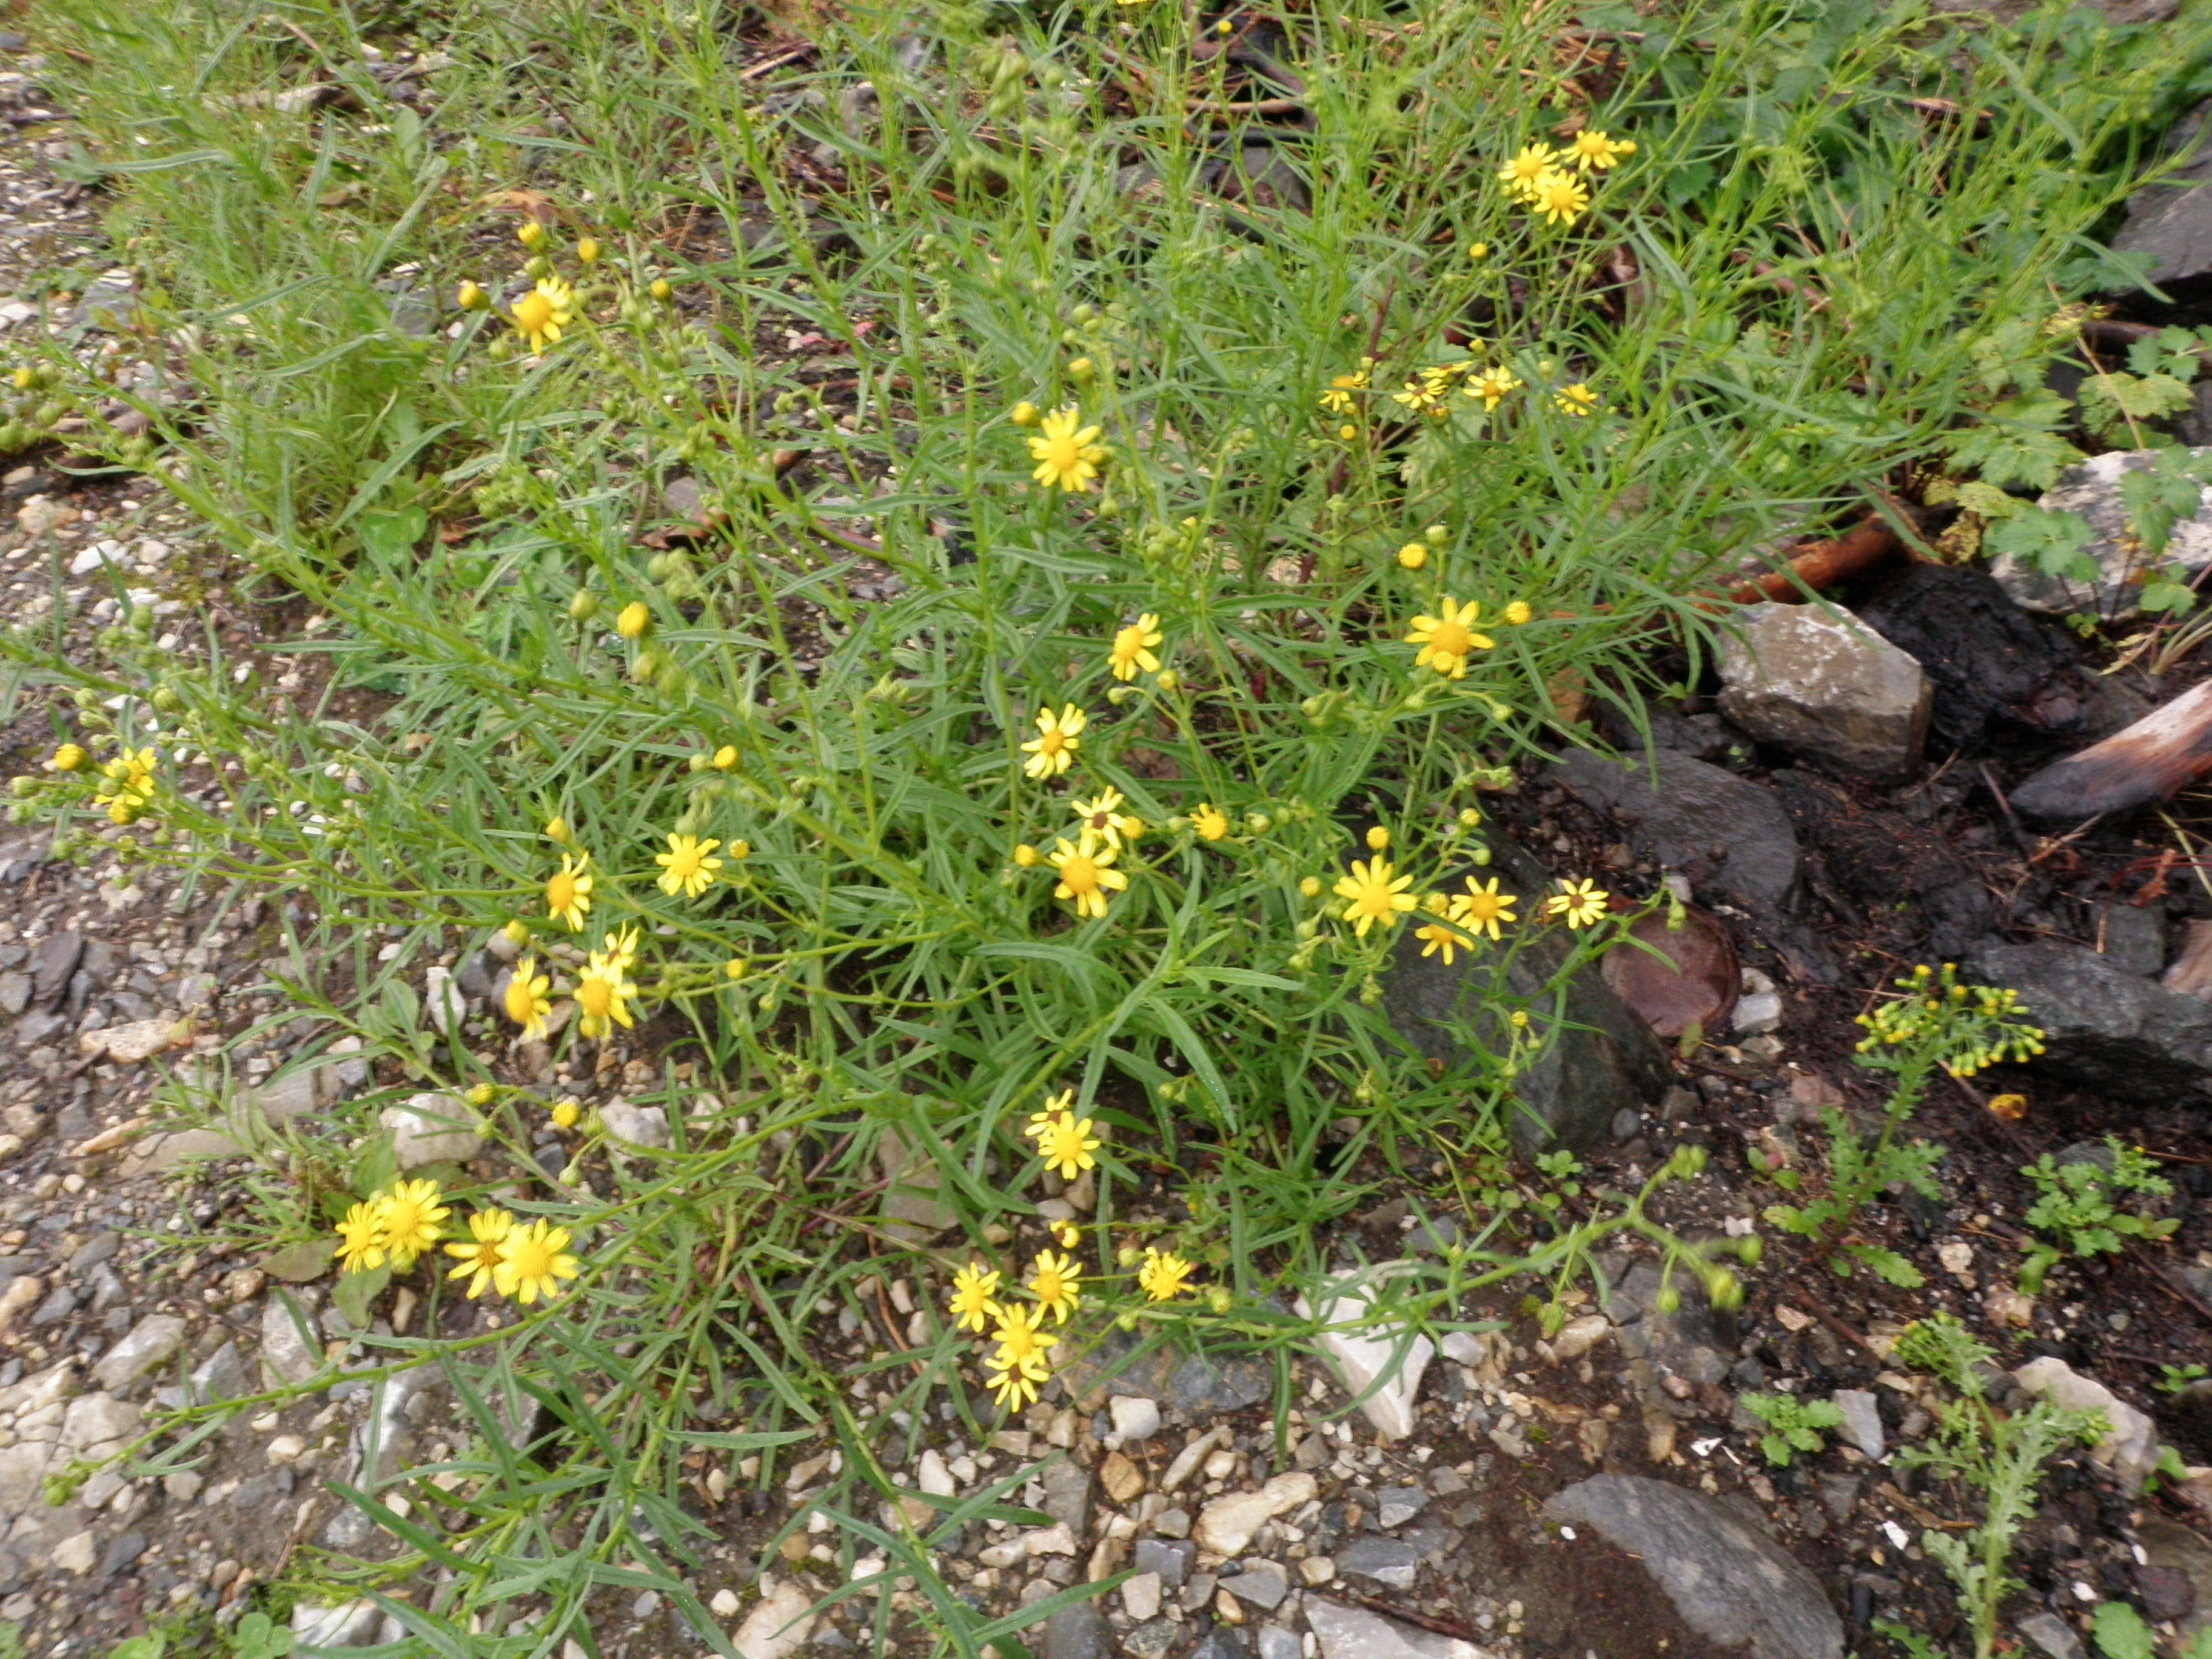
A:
[3, 0, 2208, 1648]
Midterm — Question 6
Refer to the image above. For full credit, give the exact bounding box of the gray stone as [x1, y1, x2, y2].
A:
[1256, 1627, 1301, 1659]
[1044, 1601, 1105, 1659]
[2109, 99, 2212, 301]
[1831, 1390, 1884, 1461]
[381, 1091, 484, 1168]
[2093, 902, 2167, 977]
[1042, 1459, 1091, 1533]
[1304, 1597, 1496, 1659]
[90, 1314, 186, 1393]
[1553, 750, 1798, 913]
[28, 1283, 77, 1327]
[598, 1096, 669, 1150]
[1222, 1558, 1289, 1609]
[1383, 830, 1672, 1155]
[1335, 1535, 1421, 1591]
[60, 1392, 140, 1453]
[2015, 1612, 2087, 1659]
[876, 1126, 952, 1244]
[1122, 1618, 1177, 1659]
[1717, 603, 1929, 778]
[28, 931, 82, 1007]
[1133, 1537, 1193, 1589]
[97, 1529, 146, 1578]
[261, 1292, 326, 1387]
[1990, 449, 2212, 622]
[1376, 1486, 1429, 1529]
[2136, 1516, 2212, 1647]
[1963, 939, 2212, 1101]
[1184, 1635, 1250, 1659]
[1544, 1476, 1842, 1659]
[0, 972, 28, 1016]
[67, 276, 134, 332]
[1061, 1328, 1272, 1415]
[0, 1443, 50, 1518]
[69, 1232, 120, 1272]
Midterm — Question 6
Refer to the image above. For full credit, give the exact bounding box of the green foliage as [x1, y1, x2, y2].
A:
[2079, 369, 2196, 443]
[2091, 1598, 2212, 1659]
[2017, 1137, 2177, 1293]
[2158, 1362, 2208, 1393]
[227, 1611, 292, 1659]
[1985, 506, 2099, 586]
[1893, 1315, 2110, 1659]
[1871, 1617, 1945, 1659]
[1739, 1392, 1844, 1466]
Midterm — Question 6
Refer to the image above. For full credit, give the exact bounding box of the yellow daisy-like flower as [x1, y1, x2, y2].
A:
[1047, 831, 1128, 920]
[1138, 1247, 1195, 1302]
[1448, 876, 1517, 940]
[615, 602, 649, 640]
[1318, 371, 1369, 415]
[1027, 1107, 1102, 1179]
[1108, 614, 1164, 682]
[1503, 600, 1533, 625]
[1021, 703, 1086, 780]
[443, 1208, 514, 1300]
[1027, 1250, 1082, 1324]
[1191, 803, 1229, 843]
[1496, 142, 1560, 199]
[1071, 788, 1143, 852]
[655, 833, 723, 898]
[1527, 168, 1590, 227]
[1333, 857, 1418, 938]
[950, 1262, 1002, 1333]
[545, 853, 593, 931]
[1544, 877, 1610, 929]
[1464, 366, 1523, 411]
[1553, 383, 1600, 417]
[1391, 379, 1449, 420]
[551, 1097, 581, 1130]
[1028, 406, 1105, 494]
[378, 1179, 450, 1272]
[575, 950, 637, 1039]
[1567, 129, 1635, 170]
[603, 922, 642, 976]
[983, 1302, 1057, 1412]
[492, 1217, 579, 1305]
[1053, 1221, 1081, 1248]
[50, 743, 84, 772]
[1366, 825, 1390, 853]
[509, 275, 575, 353]
[1414, 922, 1469, 966]
[333, 1201, 386, 1276]
[1404, 597, 1494, 680]
[503, 955, 552, 1041]
[1026, 1089, 1076, 1143]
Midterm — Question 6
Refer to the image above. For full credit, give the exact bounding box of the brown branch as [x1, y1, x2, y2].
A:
[1723, 517, 1901, 605]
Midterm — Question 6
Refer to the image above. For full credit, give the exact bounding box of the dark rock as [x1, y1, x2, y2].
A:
[1042, 1600, 1104, 1659]
[1544, 1475, 1843, 1659]
[1333, 1535, 1420, 1590]
[2091, 902, 2166, 977]
[2164, 1377, 2212, 1463]
[2136, 1516, 2212, 1641]
[1221, 1558, 1289, 1609]
[2140, 1564, 2196, 1623]
[1552, 750, 1798, 913]
[1134, 1537, 1193, 1589]
[455, 951, 498, 1002]
[1185, 1632, 1248, 1659]
[1059, 1327, 1270, 1415]
[97, 1529, 147, 1579]
[1716, 602, 1931, 779]
[28, 930, 82, 1008]
[69, 1231, 120, 1272]
[1963, 940, 2212, 1101]
[1122, 1619, 1176, 1659]
[1375, 1486, 1428, 1529]
[28, 1282, 77, 1327]
[1041, 1460, 1090, 1533]
[2110, 99, 2212, 302]
[1766, 771, 1989, 959]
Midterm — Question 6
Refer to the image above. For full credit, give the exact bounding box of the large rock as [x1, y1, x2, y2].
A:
[1716, 602, 1930, 779]
[1988, 449, 2212, 622]
[1963, 940, 2212, 1101]
[1304, 1597, 1496, 1659]
[90, 1315, 185, 1393]
[1552, 750, 1798, 913]
[1543, 1475, 1843, 1659]
[381, 1092, 484, 1169]
[1299, 1269, 1433, 1443]
[2109, 99, 2212, 302]
[2013, 1356, 2161, 1492]
[1383, 833, 1672, 1155]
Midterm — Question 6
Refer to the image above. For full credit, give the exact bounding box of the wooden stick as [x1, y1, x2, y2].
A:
[2007, 679, 2212, 823]
[1723, 518, 1901, 605]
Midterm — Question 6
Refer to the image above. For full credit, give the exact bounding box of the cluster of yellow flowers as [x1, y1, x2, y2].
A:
[1332, 822, 1610, 957]
[84, 744, 157, 826]
[333, 1178, 579, 1305]
[1853, 964, 2047, 1078]
[948, 1101, 1199, 1411]
[1331, 354, 1599, 434]
[1496, 129, 1635, 228]
[452, 219, 662, 358]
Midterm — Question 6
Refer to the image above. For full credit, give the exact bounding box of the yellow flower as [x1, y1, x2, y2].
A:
[1527, 168, 1590, 227]
[1299, 876, 1322, 899]
[545, 853, 593, 930]
[983, 1301, 1057, 1411]
[656, 833, 723, 898]
[457, 280, 487, 312]
[1318, 370, 1369, 415]
[575, 237, 600, 264]
[503, 955, 552, 1041]
[503, 919, 531, 947]
[509, 275, 575, 353]
[1028, 405, 1105, 493]
[649, 278, 672, 302]
[1027, 1250, 1082, 1324]
[1047, 831, 1127, 920]
[1053, 1221, 1081, 1248]
[1070, 788, 1143, 851]
[95, 746, 157, 824]
[1496, 142, 1559, 199]
[50, 743, 84, 771]
[1567, 129, 1636, 170]
[1467, 241, 1490, 260]
[1021, 704, 1087, 780]
[378, 1179, 450, 1272]
[575, 949, 638, 1040]
[1333, 857, 1417, 938]
[1544, 877, 1609, 929]
[1108, 614, 1164, 682]
[443, 1208, 514, 1299]
[517, 220, 548, 249]
[545, 817, 571, 843]
[1011, 401, 1040, 427]
[615, 602, 650, 639]
[1138, 1247, 1195, 1301]
[603, 922, 642, 975]
[1014, 843, 1041, 868]
[1415, 922, 1469, 966]
[1464, 366, 1523, 411]
[1191, 803, 1228, 843]
[1396, 542, 1427, 571]
[1503, 600, 1533, 625]
[1366, 825, 1390, 853]
[1027, 1089, 1075, 1141]
[1554, 383, 1600, 417]
[724, 957, 747, 980]
[333, 1202, 386, 1276]
[551, 1097, 581, 1130]
[950, 1262, 1002, 1333]
[1155, 669, 1180, 693]
[1404, 597, 1493, 680]
[711, 745, 737, 769]
[1027, 1106, 1102, 1179]
[493, 1217, 579, 1305]
[1391, 379, 1448, 419]
[1448, 877, 1517, 940]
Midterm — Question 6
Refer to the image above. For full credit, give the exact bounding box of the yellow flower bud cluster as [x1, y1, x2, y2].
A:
[1852, 964, 2046, 1078]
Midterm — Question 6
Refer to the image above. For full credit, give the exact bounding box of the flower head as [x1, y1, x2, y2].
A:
[575, 948, 638, 1039]
[1527, 168, 1590, 227]
[1048, 831, 1128, 919]
[982, 1301, 1057, 1411]
[950, 1262, 1002, 1333]
[510, 276, 575, 353]
[1366, 825, 1390, 853]
[1464, 366, 1523, 411]
[1334, 857, 1417, 937]
[656, 833, 723, 899]
[444, 1208, 514, 1299]
[1138, 1247, 1195, 1301]
[1021, 705, 1086, 780]
[1392, 378, 1449, 420]
[1404, 597, 1493, 680]
[1191, 803, 1229, 843]
[50, 744, 84, 772]
[378, 1179, 450, 1272]
[545, 853, 593, 931]
[1497, 142, 1560, 199]
[603, 922, 642, 975]
[1567, 129, 1636, 171]
[493, 1217, 578, 1304]
[1108, 614, 1164, 682]
[615, 602, 650, 640]
[503, 955, 552, 1041]
[95, 746, 157, 825]
[1415, 922, 1469, 966]
[1448, 876, 1517, 940]
[457, 280, 488, 312]
[1503, 600, 1533, 625]
[551, 1097, 581, 1130]
[1396, 542, 1427, 571]
[1027, 1250, 1082, 1324]
[1318, 370, 1369, 415]
[1071, 787, 1144, 851]
[1026, 1105, 1102, 1179]
[1544, 877, 1609, 929]
[1553, 383, 1600, 417]
[1028, 406, 1105, 494]
[333, 1201, 386, 1276]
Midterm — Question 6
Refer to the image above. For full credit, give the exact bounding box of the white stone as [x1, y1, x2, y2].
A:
[731, 1581, 815, 1659]
[599, 1097, 670, 1150]
[50, 1531, 97, 1576]
[916, 1449, 956, 1498]
[92, 1315, 186, 1393]
[1299, 1269, 1434, 1442]
[2013, 1356, 2162, 1490]
[79, 1017, 189, 1064]
[1437, 1332, 1487, 1367]
[381, 1092, 484, 1168]
[1548, 1315, 1610, 1363]
[1122, 1571, 1162, 1621]
[261, 1293, 325, 1387]
[0, 1443, 51, 1520]
[163, 1470, 203, 1503]
[59, 1393, 140, 1453]
[292, 1602, 381, 1646]
[1025, 1521, 1079, 1557]
[1717, 602, 1930, 779]
[1831, 1389, 1885, 1461]
[424, 965, 463, 1036]
[1194, 1473, 1318, 1557]
[1110, 1395, 1162, 1442]
[1732, 992, 1784, 1036]
[267, 1434, 306, 1466]
[1992, 447, 2212, 622]
[711, 1587, 742, 1618]
[1304, 1597, 1496, 1659]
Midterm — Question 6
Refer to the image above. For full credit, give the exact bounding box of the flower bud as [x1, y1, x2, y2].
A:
[615, 601, 649, 639]
[725, 957, 747, 980]
[568, 589, 599, 621]
[1013, 843, 1040, 868]
[552, 1098, 581, 1130]
[1366, 825, 1390, 852]
[1396, 542, 1427, 570]
[544, 817, 569, 843]
[1011, 401, 1039, 427]
[649, 278, 672, 302]
[457, 280, 487, 312]
[1299, 876, 1321, 898]
[1655, 1286, 1680, 1315]
[1155, 669, 1179, 692]
[517, 221, 548, 249]
[50, 743, 83, 771]
[1467, 242, 1489, 260]
[576, 238, 600, 264]
[712, 745, 737, 769]
[503, 919, 532, 945]
[1067, 357, 1094, 381]
[466, 1083, 495, 1106]
[1206, 1286, 1232, 1313]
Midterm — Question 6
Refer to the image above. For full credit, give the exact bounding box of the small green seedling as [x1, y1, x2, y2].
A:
[2157, 1363, 2208, 1395]
[2092, 1599, 2212, 1659]
[2017, 1137, 2177, 1294]
[1740, 1392, 1845, 1467]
